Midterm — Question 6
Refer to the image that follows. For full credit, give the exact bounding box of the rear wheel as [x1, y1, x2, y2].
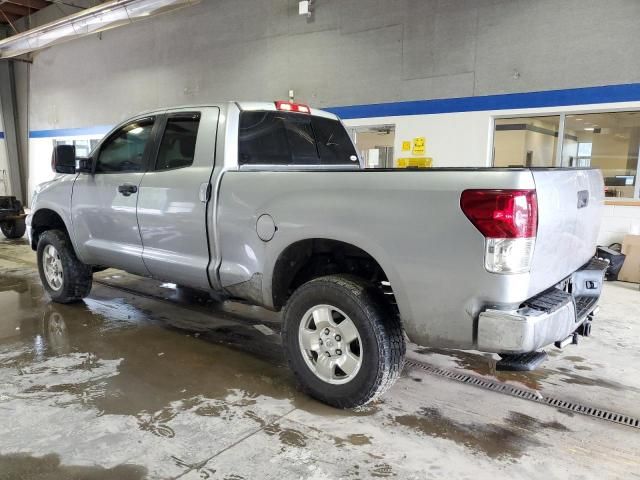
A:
[1, 218, 26, 239]
[37, 230, 93, 303]
[282, 275, 405, 408]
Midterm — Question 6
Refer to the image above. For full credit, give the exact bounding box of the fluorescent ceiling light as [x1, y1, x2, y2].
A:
[584, 127, 595, 131]
[0, 0, 199, 59]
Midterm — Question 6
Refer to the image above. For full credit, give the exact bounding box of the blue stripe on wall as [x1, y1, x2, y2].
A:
[325, 82, 640, 119]
[25, 82, 640, 137]
[0, 131, 4, 140]
[29, 125, 113, 138]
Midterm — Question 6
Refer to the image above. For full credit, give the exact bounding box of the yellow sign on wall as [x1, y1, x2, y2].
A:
[397, 157, 433, 168]
[412, 137, 426, 155]
[401, 140, 411, 151]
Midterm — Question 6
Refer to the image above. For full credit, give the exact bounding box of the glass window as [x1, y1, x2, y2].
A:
[239, 112, 292, 165]
[238, 111, 358, 166]
[493, 116, 560, 167]
[96, 118, 154, 173]
[155, 114, 201, 171]
[311, 116, 360, 165]
[564, 112, 640, 199]
[286, 117, 319, 164]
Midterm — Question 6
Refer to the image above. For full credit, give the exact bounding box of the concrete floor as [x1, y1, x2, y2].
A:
[0, 238, 639, 480]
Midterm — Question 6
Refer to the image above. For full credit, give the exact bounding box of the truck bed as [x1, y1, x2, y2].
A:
[216, 167, 603, 351]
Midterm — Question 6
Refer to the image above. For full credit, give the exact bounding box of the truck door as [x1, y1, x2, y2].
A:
[72, 116, 158, 275]
[136, 107, 220, 290]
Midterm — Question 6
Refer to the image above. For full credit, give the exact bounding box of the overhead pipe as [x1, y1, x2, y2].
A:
[0, 0, 199, 59]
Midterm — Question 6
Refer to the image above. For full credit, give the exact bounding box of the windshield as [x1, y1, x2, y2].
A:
[238, 111, 359, 167]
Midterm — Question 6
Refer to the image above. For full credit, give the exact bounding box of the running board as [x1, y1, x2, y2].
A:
[496, 351, 548, 371]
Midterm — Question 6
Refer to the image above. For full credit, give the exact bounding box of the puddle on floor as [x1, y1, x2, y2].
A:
[0, 268, 299, 422]
[0, 453, 146, 480]
[0, 267, 385, 425]
[414, 347, 553, 391]
[414, 346, 635, 393]
[391, 407, 569, 461]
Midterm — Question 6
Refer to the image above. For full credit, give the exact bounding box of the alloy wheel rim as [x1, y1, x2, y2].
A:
[43, 244, 64, 291]
[298, 304, 363, 385]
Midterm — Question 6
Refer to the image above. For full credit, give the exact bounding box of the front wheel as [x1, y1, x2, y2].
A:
[1, 218, 26, 239]
[282, 275, 405, 408]
[37, 230, 93, 303]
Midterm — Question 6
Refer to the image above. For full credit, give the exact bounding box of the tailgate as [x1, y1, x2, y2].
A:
[527, 168, 604, 296]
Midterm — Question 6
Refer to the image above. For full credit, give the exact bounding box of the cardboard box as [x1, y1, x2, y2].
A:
[617, 234, 640, 283]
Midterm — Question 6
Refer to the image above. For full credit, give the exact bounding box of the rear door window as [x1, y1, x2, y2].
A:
[238, 111, 357, 166]
[155, 113, 201, 171]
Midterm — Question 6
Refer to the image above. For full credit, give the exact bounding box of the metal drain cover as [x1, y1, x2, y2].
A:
[405, 359, 640, 430]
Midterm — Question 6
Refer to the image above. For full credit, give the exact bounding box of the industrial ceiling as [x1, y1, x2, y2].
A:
[0, 0, 51, 25]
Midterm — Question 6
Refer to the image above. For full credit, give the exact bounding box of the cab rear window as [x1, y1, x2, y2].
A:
[238, 111, 358, 166]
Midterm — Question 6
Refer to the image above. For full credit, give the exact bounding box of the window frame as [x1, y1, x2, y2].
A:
[491, 110, 640, 200]
[92, 116, 158, 175]
[150, 112, 202, 172]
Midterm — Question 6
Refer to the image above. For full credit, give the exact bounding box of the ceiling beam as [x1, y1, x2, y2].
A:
[4, 0, 49, 9]
[0, 11, 20, 23]
[0, 3, 34, 15]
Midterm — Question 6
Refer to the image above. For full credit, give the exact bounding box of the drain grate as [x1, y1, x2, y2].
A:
[405, 359, 640, 430]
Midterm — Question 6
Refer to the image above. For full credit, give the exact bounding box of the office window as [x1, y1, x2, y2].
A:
[563, 113, 640, 199]
[493, 111, 640, 199]
[155, 114, 201, 171]
[493, 116, 560, 167]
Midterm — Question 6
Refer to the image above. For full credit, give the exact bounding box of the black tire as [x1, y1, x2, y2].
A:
[37, 229, 93, 303]
[282, 275, 405, 408]
[1, 218, 26, 239]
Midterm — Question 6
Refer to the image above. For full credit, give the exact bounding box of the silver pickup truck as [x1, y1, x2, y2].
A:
[27, 101, 606, 408]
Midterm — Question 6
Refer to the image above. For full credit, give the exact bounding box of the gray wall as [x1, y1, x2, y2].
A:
[20, 0, 640, 131]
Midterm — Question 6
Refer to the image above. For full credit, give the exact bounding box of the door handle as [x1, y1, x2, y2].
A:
[199, 182, 211, 203]
[118, 184, 138, 196]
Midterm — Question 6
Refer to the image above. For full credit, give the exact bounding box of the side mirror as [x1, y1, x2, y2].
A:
[75, 157, 93, 174]
[51, 145, 76, 174]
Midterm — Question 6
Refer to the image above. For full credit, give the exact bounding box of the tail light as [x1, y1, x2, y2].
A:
[460, 189, 538, 274]
[275, 100, 311, 114]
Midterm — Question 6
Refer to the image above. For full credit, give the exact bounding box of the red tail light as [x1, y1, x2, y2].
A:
[275, 100, 311, 114]
[460, 189, 538, 238]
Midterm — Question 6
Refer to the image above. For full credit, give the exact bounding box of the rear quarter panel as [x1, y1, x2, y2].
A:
[216, 169, 538, 349]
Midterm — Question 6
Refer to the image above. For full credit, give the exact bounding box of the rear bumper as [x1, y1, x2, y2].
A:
[477, 257, 608, 353]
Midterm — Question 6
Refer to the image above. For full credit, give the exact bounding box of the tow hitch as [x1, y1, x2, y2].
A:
[555, 306, 598, 348]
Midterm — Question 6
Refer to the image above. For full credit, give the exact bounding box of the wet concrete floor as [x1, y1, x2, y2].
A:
[0, 238, 639, 479]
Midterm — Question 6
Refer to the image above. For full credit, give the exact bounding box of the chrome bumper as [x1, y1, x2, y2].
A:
[477, 257, 607, 354]
[478, 301, 581, 353]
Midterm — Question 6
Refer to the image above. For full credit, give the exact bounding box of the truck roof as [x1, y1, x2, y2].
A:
[129, 101, 339, 121]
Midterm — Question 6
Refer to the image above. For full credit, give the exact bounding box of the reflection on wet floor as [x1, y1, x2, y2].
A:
[0, 268, 298, 423]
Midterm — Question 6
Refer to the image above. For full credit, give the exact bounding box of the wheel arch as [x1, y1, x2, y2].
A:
[30, 208, 71, 251]
[270, 238, 401, 314]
